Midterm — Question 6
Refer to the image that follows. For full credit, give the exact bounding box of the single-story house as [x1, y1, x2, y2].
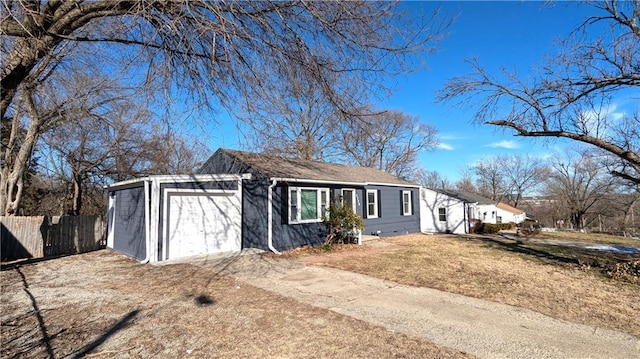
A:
[493, 202, 526, 224]
[106, 148, 421, 262]
[420, 188, 471, 234]
[420, 189, 526, 234]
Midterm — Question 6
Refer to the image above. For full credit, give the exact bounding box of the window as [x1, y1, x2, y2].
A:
[320, 190, 328, 219]
[341, 189, 356, 212]
[289, 187, 329, 224]
[402, 190, 412, 216]
[496, 216, 502, 224]
[300, 189, 318, 220]
[290, 188, 298, 222]
[438, 207, 447, 222]
[366, 190, 378, 218]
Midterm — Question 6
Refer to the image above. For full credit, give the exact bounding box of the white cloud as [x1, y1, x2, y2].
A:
[580, 102, 626, 135]
[437, 142, 454, 150]
[486, 140, 520, 149]
[611, 111, 624, 121]
[438, 133, 466, 141]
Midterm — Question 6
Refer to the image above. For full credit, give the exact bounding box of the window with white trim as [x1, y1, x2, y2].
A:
[402, 190, 412, 216]
[366, 190, 378, 218]
[341, 188, 356, 212]
[289, 187, 329, 224]
[438, 207, 447, 222]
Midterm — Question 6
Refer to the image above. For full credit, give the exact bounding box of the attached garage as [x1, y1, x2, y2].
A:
[165, 192, 241, 259]
[107, 174, 249, 263]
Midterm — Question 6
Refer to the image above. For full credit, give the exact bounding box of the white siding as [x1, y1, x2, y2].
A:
[475, 204, 525, 224]
[166, 192, 241, 259]
[420, 188, 468, 234]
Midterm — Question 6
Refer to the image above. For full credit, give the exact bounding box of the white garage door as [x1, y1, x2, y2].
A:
[167, 192, 241, 259]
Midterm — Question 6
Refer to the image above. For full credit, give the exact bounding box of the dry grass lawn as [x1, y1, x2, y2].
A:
[305, 234, 640, 338]
[537, 230, 640, 246]
[0, 250, 469, 359]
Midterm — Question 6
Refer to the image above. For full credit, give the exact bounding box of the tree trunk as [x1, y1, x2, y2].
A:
[71, 172, 83, 216]
[0, 92, 44, 215]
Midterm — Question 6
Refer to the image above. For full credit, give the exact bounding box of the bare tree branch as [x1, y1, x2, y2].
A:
[438, 0, 640, 184]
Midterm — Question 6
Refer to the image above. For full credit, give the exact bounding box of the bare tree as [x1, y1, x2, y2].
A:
[0, 63, 134, 214]
[338, 109, 438, 178]
[42, 105, 203, 215]
[413, 169, 453, 190]
[473, 160, 506, 201]
[545, 148, 615, 230]
[1, 1, 447, 215]
[495, 154, 549, 207]
[454, 167, 477, 193]
[239, 63, 342, 161]
[438, 1, 640, 184]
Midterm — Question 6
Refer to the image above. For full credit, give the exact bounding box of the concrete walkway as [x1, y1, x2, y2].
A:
[193, 254, 640, 359]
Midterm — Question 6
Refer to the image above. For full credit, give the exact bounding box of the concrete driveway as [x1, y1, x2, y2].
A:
[184, 253, 640, 359]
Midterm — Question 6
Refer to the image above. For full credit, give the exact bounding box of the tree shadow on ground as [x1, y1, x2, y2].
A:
[10, 264, 140, 359]
[466, 235, 582, 266]
[71, 309, 140, 358]
[2, 254, 72, 271]
[15, 265, 56, 359]
[465, 234, 640, 273]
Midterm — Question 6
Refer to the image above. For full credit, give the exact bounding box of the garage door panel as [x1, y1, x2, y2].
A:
[167, 192, 241, 259]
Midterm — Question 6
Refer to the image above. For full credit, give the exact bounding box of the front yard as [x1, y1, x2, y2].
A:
[3, 232, 638, 358]
[0, 250, 467, 359]
[298, 234, 640, 338]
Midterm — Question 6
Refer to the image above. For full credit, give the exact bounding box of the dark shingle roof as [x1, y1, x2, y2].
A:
[216, 148, 418, 186]
[438, 189, 495, 205]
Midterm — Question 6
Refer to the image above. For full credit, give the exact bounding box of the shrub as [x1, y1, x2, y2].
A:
[473, 222, 513, 234]
[517, 220, 541, 236]
[323, 204, 365, 245]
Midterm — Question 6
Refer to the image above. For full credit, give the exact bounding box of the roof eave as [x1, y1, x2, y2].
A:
[270, 177, 419, 188]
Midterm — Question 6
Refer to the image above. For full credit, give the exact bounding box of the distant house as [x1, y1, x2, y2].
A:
[420, 188, 470, 234]
[420, 189, 526, 234]
[106, 148, 421, 262]
[494, 202, 526, 224]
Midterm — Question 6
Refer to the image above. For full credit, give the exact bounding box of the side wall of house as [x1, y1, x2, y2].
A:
[241, 179, 269, 251]
[363, 185, 420, 237]
[109, 185, 147, 260]
[420, 188, 467, 234]
[495, 207, 525, 224]
[476, 204, 498, 224]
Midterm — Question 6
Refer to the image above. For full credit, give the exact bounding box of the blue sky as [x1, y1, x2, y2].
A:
[383, 0, 599, 181]
[206, 1, 603, 181]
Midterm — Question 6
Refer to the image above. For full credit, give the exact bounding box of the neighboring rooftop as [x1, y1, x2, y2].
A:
[199, 148, 419, 186]
[496, 202, 524, 214]
[437, 189, 495, 205]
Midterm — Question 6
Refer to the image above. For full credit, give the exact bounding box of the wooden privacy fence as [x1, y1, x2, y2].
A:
[1, 216, 106, 261]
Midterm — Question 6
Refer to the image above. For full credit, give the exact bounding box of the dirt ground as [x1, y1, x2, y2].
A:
[0, 250, 469, 359]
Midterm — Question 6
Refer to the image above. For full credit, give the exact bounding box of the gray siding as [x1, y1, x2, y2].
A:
[363, 185, 420, 237]
[198, 150, 262, 178]
[111, 186, 146, 260]
[199, 150, 420, 249]
[272, 184, 329, 251]
[198, 150, 269, 250]
[241, 179, 269, 250]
